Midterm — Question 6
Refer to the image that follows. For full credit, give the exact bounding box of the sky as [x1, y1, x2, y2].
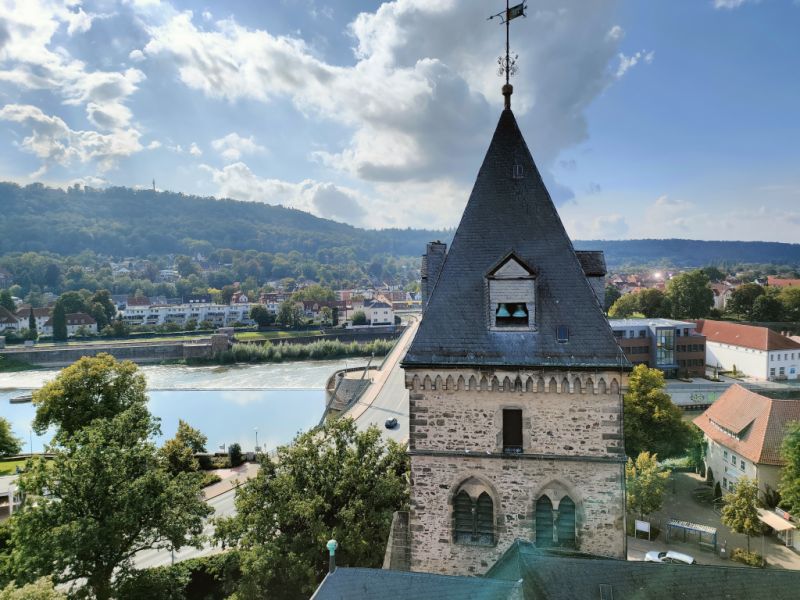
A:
[0, 0, 799, 242]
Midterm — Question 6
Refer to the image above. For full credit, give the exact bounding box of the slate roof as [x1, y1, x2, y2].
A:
[0, 306, 17, 325]
[404, 109, 628, 370]
[486, 539, 800, 600]
[696, 319, 800, 352]
[310, 567, 522, 600]
[574, 250, 606, 277]
[693, 384, 800, 465]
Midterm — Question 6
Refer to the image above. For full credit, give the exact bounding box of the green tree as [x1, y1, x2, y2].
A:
[228, 442, 243, 467]
[721, 477, 762, 553]
[604, 285, 621, 312]
[0, 417, 22, 457]
[667, 270, 713, 319]
[702, 265, 725, 283]
[249, 305, 274, 328]
[292, 284, 335, 303]
[11, 403, 212, 599]
[90, 290, 117, 322]
[637, 288, 672, 318]
[27, 308, 37, 341]
[1, 577, 65, 600]
[608, 293, 640, 318]
[215, 419, 408, 599]
[779, 287, 800, 321]
[351, 310, 367, 326]
[0, 290, 14, 312]
[32, 354, 147, 439]
[623, 365, 693, 459]
[727, 283, 765, 319]
[55, 291, 88, 314]
[51, 302, 66, 342]
[276, 301, 304, 328]
[751, 294, 784, 322]
[626, 451, 670, 519]
[161, 421, 207, 475]
[319, 306, 333, 326]
[779, 421, 800, 516]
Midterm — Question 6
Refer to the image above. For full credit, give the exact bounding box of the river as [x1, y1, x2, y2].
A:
[0, 358, 369, 455]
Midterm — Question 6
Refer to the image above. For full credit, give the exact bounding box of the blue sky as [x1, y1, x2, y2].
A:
[0, 0, 798, 242]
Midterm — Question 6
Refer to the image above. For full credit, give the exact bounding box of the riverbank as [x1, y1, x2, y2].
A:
[206, 339, 395, 365]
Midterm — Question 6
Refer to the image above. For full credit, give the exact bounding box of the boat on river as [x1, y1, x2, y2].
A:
[9, 394, 32, 404]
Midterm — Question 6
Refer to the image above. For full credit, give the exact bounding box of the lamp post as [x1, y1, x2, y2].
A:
[29, 429, 33, 457]
[254, 427, 259, 454]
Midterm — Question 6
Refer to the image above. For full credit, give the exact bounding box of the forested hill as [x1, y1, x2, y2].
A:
[0, 182, 448, 259]
[1, 182, 798, 267]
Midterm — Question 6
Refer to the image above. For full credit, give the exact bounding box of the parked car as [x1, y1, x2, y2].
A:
[384, 418, 398, 429]
[644, 550, 696, 565]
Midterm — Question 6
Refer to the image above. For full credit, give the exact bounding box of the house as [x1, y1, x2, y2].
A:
[694, 384, 800, 502]
[696, 319, 800, 380]
[0, 306, 18, 333]
[710, 282, 735, 311]
[363, 300, 394, 326]
[41, 313, 98, 337]
[767, 276, 800, 289]
[608, 318, 706, 378]
[13, 307, 53, 334]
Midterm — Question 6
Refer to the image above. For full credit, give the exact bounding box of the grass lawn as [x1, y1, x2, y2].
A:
[235, 330, 323, 341]
[0, 458, 30, 476]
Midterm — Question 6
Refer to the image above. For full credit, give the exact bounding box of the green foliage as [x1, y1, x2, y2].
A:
[702, 266, 725, 282]
[608, 293, 639, 318]
[779, 287, 800, 321]
[351, 310, 367, 326]
[0, 578, 65, 600]
[0, 418, 22, 457]
[721, 477, 763, 553]
[55, 291, 87, 314]
[32, 353, 147, 439]
[249, 305, 274, 327]
[217, 339, 394, 365]
[727, 283, 765, 319]
[0, 290, 14, 312]
[228, 443, 243, 467]
[277, 301, 304, 328]
[623, 365, 694, 459]
[215, 418, 408, 599]
[730, 548, 764, 568]
[11, 401, 212, 599]
[51, 302, 66, 342]
[101, 319, 130, 338]
[751, 294, 784, 321]
[626, 451, 670, 519]
[609, 289, 671, 319]
[779, 421, 800, 516]
[686, 425, 707, 471]
[292, 284, 336, 303]
[26, 308, 37, 342]
[666, 270, 714, 318]
[604, 285, 621, 312]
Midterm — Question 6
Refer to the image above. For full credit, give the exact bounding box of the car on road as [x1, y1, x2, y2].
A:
[644, 550, 696, 565]
[384, 418, 398, 429]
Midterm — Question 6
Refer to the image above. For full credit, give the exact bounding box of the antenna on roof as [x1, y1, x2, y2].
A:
[488, 1, 526, 110]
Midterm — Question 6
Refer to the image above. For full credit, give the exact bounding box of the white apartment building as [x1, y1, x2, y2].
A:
[364, 300, 394, 326]
[121, 302, 256, 328]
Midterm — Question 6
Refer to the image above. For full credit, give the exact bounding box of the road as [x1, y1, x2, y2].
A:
[132, 486, 237, 570]
[348, 317, 419, 445]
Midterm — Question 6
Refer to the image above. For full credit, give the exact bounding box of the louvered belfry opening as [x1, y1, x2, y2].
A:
[453, 488, 494, 546]
[535, 495, 577, 549]
[535, 495, 554, 547]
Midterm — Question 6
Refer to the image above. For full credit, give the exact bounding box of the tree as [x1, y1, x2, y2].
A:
[779, 421, 800, 516]
[90, 290, 117, 323]
[779, 287, 800, 322]
[637, 288, 672, 318]
[604, 285, 621, 312]
[27, 307, 37, 341]
[228, 442, 243, 467]
[292, 284, 335, 303]
[608, 293, 639, 318]
[1, 578, 65, 599]
[351, 310, 367, 326]
[55, 291, 88, 314]
[626, 451, 670, 519]
[319, 306, 333, 326]
[32, 354, 147, 439]
[667, 270, 713, 319]
[249, 305, 274, 328]
[702, 265, 725, 283]
[727, 283, 765, 319]
[751, 294, 784, 322]
[721, 477, 762, 553]
[623, 365, 694, 459]
[276, 301, 304, 328]
[161, 420, 207, 475]
[0, 290, 14, 312]
[215, 419, 407, 599]
[11, 403, 212, 599]
[51, 302, 66, 342]
[0, 417, 21, 457]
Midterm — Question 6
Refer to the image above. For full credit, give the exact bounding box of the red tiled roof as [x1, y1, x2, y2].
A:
[694, 384, 800, 465]
[43, 312, 97, 327]
[768, 276, 800, 288]
[696, 319, 800, 352]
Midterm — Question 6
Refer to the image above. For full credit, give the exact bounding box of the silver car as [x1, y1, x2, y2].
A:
[644, 550, 697, 565]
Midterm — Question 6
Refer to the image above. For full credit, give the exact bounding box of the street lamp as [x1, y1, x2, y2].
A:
[254, 427, 259, 454]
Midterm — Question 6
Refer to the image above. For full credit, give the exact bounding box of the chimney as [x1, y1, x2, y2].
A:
[421, 241, 447, 311]
[326, 539, 338, 573]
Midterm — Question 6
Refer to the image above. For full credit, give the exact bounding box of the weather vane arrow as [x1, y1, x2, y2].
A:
[488, 1, 526, 109]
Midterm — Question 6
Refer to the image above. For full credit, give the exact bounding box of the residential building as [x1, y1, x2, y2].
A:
[767, 276, 800, 289]
[608, 318, 706, 378]
[13, 307, 52, 333]
[694, 384, 800, 500]
[0, 306, 18, 332]
[363, 299, 394, 325]
[710, 282, 735, 311]
[121, 301, 256, 327]
[696, 319, 800, 380]
[42, 313, 98, 337]
[400, 105, 629, 576]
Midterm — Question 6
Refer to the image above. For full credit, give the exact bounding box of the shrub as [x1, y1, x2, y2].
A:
[202, 472, 222, 488]
[731, 547, 764, 567]
[216, 338, 395, 365]
[228, 443, 242, 467]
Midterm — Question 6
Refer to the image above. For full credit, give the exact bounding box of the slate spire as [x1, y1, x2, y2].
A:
[403, 109, 628, 370]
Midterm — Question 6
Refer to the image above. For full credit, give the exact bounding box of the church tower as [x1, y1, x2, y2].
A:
[401, 88, 631, 574]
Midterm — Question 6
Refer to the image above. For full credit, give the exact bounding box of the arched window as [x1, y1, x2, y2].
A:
[453, 484, 495, 546]
[536, 494, 577, 549]
[557, 496, 577, 548]
[535, 495, 554, 547]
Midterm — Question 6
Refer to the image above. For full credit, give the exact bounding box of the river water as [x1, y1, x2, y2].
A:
[0, 359, 368, 454]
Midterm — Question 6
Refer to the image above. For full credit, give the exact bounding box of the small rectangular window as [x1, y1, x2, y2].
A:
[557, 326, 569, 343]
[512, 164, 524, 179]
[503, 409, 523, 453]
[740, 460, 745, 470]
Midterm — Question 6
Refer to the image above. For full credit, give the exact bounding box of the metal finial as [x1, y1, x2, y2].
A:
[488, 1, 526, 109]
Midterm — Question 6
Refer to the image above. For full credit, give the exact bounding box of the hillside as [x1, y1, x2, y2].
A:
[2, 182, 799, 268]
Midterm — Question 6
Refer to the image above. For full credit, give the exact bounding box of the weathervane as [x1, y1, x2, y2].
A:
[488, 1, 526, 109]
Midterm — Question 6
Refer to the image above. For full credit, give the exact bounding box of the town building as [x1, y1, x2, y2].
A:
[121, 301, 255, 328]
[767, 276, 800, 289]
[363, 299, 394, 326]
[710, 282, 735, 311]
[696, 319, 800, 380]
[399, 103, 630, 576]
[42, 313, 98, 337]
[694, 384, 800, 501]
[12, 307, 52, 333]
[608, 318, 706, 378]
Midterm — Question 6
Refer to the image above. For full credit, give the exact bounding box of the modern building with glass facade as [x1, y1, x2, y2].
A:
[608, 318, 706, 378]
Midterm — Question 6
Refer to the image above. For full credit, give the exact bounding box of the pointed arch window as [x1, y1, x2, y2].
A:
[453, 487, 495, 546]
[535, 494, 577, 549]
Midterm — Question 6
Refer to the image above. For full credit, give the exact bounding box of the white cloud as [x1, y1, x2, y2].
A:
[146, 140, 162, 149]
[128, 49, 146, 62]
[0, 103, 142, 172]
[200, 161, 367, 224]
[188, 142, 202, 156]
[713, 0, 751, 9]
[211, 132, 265, 162]
[616, 50, 655, 79]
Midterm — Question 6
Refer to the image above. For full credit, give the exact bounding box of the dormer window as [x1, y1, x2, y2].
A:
[486, 252, 536, 332]
[512, 164, 524, 179]
[556, 326, 569, 343]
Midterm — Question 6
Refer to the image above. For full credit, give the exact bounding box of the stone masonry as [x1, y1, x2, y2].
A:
[406, 367, 628, 575]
